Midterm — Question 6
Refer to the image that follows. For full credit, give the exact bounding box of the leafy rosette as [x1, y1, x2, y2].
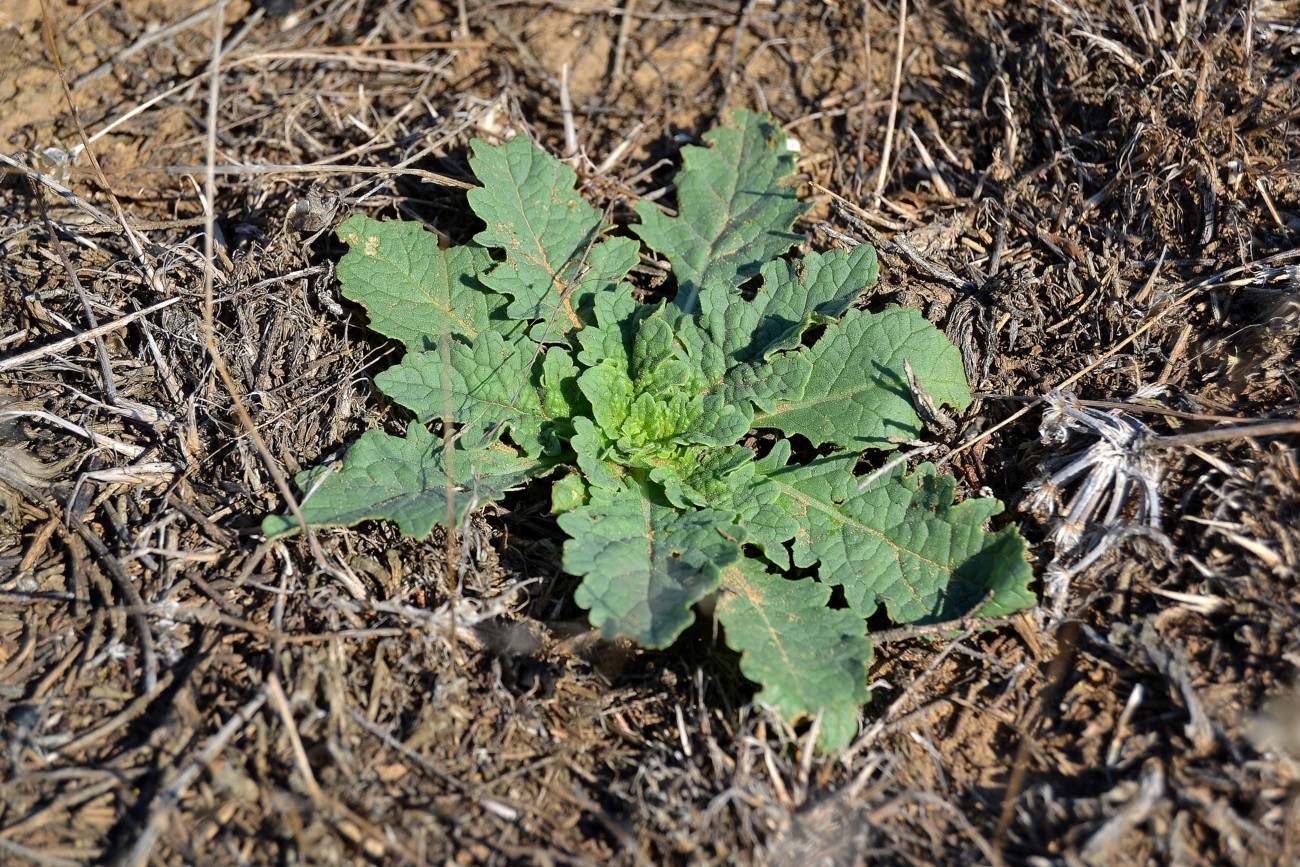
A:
[266, 111, 1033, 751]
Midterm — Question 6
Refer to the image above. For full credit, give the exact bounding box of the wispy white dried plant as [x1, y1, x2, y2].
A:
[1025, 390, 1170, 616]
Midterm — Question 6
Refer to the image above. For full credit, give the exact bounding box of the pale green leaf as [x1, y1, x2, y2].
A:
[755, 307, 970, 450]
[262, 425, 543, 539]
[633, 111, 807, 314]
[570, 417, 627, 492]
[717, 559, 874, 752]
[575, 283, 644, 368]
[540, 345, 587, 421]
[632, 311, 753, 446]
[576, 360, 635, 442]
[550, 471, 589, 513]
[558, 483, 741, 647]
[650, 444, 754, 510]
[620, 390, 695, 449]
[629, 312, 687, 386]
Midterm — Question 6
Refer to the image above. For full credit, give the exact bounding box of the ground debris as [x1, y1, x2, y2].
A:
[1, 0, 1297, 863]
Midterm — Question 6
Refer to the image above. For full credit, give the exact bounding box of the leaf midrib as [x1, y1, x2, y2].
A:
[772, 477, 947, 575]
[499, 158, 585, 331]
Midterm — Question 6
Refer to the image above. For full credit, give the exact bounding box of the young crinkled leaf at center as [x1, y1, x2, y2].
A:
[557, 483, 742, 647]
[578, 311, 748, 455]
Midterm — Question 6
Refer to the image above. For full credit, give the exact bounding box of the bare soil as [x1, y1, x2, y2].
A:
[1, 1, 1298, 864]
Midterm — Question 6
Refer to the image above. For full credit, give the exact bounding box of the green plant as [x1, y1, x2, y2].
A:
[264, 111, 1034, 750]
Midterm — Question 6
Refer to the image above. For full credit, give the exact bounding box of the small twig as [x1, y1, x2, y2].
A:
[1148, 419, 1300, 448]
[39, 5, 165, 284]
[0, 408, 143, 460]
[904, 359, 957, 435]
[559, 62, 578, 161]
[992, 620, 1081, 859]
[0, 153, 219, 281]
[871, 612, 1020, 645]
[611, 0, 636, 84]
[254, 40, 486, 54]
[0, 153, 112, 225]
[154, 160, 473, 189]
[266, 671, 324, 801]
[48, 671, 176, 756]
[717, 0, 758, 119]
[5, 466, 162, 696]
[595, 121, 646, 175]
[944, 275, 1218, 465]
[844, 622, 982, 763]
[267, 675, 408, 859]
[873, 0, 908, 198]
[0, 297, 177, 373]
[0, 777, 122, 841]
[30, 185, 118, 404]
[977, 393, 1254, 424]
[64, 509, 160, 694]
[439, 332, 460, 673]
[457, 0, 471, 40]
[349, 708, 478, 794]
[0, 836, 83, 867]
[857, 442, 940, 491]
[1080, 764, 1166, 864]
[854, 0, 873, 190]
[868, 588, 1000, 645]
[989, 394, 1300, 447]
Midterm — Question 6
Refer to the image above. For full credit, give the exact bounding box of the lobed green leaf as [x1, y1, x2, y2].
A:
[717, 559, 874, 752]
[336, 216, 504, 349]
[262, 425, 544, 539]
[558, 482, 741, 648]
[764, 453, 1034, 622]
[633, 111, 807, 314]
[376, 331, 557, 456]
[467, 137, 636, 333]
[701, 244, 879, 367]
[755, 307, 970, 450]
